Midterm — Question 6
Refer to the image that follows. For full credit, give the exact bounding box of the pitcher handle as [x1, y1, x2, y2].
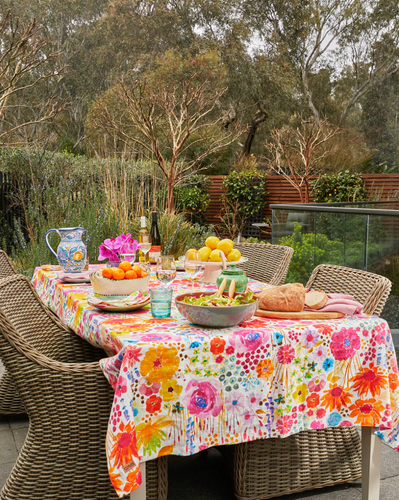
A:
[45, 229, 60, 259]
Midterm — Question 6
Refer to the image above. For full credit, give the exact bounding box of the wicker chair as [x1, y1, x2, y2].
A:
[234, 243, 294, 285]
[0, 250, 17, 279]
[0, 275, 167, 500]
[221, 264, 392, 500]
[0, 251, 23, 415]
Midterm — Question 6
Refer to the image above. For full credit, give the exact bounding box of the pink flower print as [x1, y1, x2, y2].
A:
[225, 392, 245, 415]
[184, 379, 223, 418]
[330, 328, 360, 360]
[199, 444, 208, 451]
[125, 346, 142, 365]
[310, 420, 324, 429]
[276, 415, 293, 435]
[301, 329, 319, 348]
[298, 404, 306, 412]
[375, 331, 386, 345]
[138, 377, 160, 396]
[242, 410, 257, 425]
[226, 346, 235, 355]
[247, 392, 261, 407]
[316, 408, 326, 419]
[309, 375, 326, 392]
[312, 345, 327, 362]
[215, 355, 224, 363]
[362, 329, 369, 337]
[339, 420, 353, 427]
[228, 329, 270, 354]
[390, 356, 399, 374]
[115, 376, 127, 397]
[276, 345, 295, 364]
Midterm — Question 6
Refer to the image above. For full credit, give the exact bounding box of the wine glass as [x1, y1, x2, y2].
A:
[184, 250, 203, 290]
[156, 255, 177, 288]
[139, 234, 152, 265]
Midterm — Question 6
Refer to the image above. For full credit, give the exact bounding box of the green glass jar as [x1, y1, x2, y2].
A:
[216, 264, 248, 293]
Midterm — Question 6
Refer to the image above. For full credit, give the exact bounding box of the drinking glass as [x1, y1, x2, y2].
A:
[120, 253, 136, 264]
[156, 255, 177, 287]
[139, 234, 152, 263]
[150, 287, 173, 318]
[184, 250, 203, 289]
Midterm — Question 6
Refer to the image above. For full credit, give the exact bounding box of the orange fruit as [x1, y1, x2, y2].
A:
[101, 268, 113, 279]
[125, 270, 138, 280]
[119, 261, 133, 272]
[112, 268, 125, 280]
[141, 271, 149, 277]
[132, 265, 142, 278]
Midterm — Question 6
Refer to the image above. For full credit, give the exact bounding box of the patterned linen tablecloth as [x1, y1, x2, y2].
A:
[33, 265, 399, 498]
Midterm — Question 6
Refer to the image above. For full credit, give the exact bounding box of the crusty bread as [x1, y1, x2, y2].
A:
[305, 290, 328, 309]
[259, 283, 306, 312]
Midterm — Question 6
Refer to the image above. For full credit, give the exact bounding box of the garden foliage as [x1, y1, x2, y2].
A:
[311, 171, 367, 203]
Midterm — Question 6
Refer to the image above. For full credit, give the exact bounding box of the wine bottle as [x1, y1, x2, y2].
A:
[149, 212, 162, 264]
[138, 216, 149, 263]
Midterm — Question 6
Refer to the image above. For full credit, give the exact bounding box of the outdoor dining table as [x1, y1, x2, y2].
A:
[32, 264, 399, 500]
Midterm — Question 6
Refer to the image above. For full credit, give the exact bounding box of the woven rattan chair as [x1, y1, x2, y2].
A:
[0, 250, 17, 279]
[235, 243, 294, 285]
[0, 250, 22, 414]
[221, 264, 392, 500]
[0, 275, 167, 500]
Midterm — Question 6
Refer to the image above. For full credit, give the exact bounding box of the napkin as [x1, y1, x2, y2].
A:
[305, 293, 363, 315]
[90, 291, 148, 308]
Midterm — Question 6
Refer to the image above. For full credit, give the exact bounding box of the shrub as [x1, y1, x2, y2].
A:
[219, 170, 267, 238]
[174, 175, 211, 225]
[311, 171, 367, 203]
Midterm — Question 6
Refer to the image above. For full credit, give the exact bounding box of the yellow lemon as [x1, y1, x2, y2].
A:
[227, 249, 241, 262]
[73, 251, 84, 261]
[205, 236, 220, 250]
[217, 239, 234, 256]
[198, 246, 212, 262]
[209, 249, 223, 262]
[185, 249, 199, 261]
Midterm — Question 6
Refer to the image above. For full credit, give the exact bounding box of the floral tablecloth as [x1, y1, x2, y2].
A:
[33, 265, 399, 498]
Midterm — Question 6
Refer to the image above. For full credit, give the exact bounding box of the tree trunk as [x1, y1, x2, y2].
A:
[302, 70, 320, 125]
[242, 107, 268, 156]
[167, 178, 175, 214]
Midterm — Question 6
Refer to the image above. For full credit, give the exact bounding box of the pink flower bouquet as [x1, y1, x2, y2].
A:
[98, 234, 140, 262]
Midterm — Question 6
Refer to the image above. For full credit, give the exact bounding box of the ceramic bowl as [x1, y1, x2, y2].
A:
[90, 270, 150, 297]
[175, 291, 259, 328]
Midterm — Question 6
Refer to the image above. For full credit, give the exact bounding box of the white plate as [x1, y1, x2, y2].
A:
[88, 296, 151, 312]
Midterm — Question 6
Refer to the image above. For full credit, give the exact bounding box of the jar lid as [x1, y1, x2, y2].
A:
[220, 264, 244, 275]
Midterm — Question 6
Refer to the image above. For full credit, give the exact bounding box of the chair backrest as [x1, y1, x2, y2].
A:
[234, 243, 294, 285]
[0, 250, 17, 279]
[0, 274, 74, 360]
[306, 264, 392, 316]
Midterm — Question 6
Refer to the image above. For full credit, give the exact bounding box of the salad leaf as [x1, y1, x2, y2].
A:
[182, 290, 256, 307]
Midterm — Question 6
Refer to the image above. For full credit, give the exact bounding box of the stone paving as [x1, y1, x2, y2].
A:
[1, 359, 399, 499]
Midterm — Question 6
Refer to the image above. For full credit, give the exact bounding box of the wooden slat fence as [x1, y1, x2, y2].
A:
[206, 174, 399, 227]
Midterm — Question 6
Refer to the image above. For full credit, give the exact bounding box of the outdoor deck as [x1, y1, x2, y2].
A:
[1, 357, 399, 500]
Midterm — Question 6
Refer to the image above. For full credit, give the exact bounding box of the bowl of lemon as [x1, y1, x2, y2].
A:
[186, 237, 247, 283]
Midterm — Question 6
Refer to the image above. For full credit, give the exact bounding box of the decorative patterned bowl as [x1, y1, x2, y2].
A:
[175, 291, 259, 328]
[90, 270, 150, 297]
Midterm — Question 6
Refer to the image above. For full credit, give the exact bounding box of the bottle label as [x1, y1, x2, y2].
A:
[149, 245, 161, 263]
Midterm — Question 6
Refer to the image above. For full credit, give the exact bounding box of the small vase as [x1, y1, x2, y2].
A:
[106, 260, 120, 268]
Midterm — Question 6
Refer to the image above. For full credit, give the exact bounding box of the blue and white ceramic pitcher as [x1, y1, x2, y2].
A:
[45, 227, 87, 273]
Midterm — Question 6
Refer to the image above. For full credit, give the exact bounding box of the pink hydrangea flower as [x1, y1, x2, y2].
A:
[184, 379, 222, 418]
[330, 328, 360, 360]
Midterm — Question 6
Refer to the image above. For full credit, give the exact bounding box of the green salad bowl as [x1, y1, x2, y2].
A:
[175, 291, 259, 328]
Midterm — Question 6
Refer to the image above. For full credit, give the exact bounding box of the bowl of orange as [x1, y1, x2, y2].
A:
[90, 261, 150, 297]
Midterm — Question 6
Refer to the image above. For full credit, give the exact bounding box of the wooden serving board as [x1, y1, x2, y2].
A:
[255, 309, 345, 320]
